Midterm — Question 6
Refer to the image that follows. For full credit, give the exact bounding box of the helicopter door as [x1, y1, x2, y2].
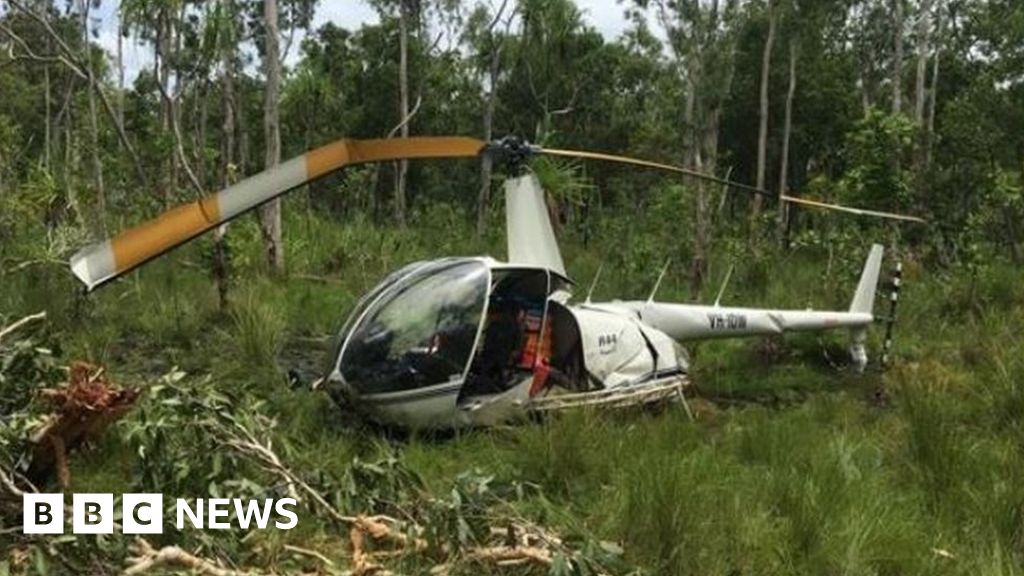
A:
[461, 268, 551, 400]
[535, 301, 588, 394]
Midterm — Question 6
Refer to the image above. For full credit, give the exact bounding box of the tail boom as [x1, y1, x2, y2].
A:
[595, 244, 885, 371]
[613, 303, 873, 342]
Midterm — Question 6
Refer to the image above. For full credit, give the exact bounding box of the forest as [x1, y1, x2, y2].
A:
[1, 0, 1024, 574]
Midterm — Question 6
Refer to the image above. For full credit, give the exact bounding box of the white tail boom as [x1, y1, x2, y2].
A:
[586, 243, 885, 371]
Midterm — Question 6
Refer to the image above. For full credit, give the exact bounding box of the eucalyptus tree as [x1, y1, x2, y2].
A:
[635, 0, 742, 297]
[772, 0, 851, 244]
[753, 0, 775, 222]
[120, 0, 187, 203]
[464, 0, 513, 236]
[367, 0, 420, 227]
[243, 0, 316, 272]
[261, 0, 283, 271]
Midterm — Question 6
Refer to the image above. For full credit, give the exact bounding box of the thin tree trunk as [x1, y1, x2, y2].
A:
[196, 84, 208, 188]
[238, 80, 250, 176]
[686, 72, 706, 300]
[44, 63, 51, 170]
[214, 43, 236, 311]
[157, 13, 172, 204]
[913, 0, 932, 197]
[925, 43, 939, 169]
[913, 0, 931, 125]
[753, 0, 775, 222]
[117, 13, 124, 135]
[64, 82, 77, 221]
[81, 0, 106, 237]
[395, 0, 410, 227]
[777, 39, 797, 247]
[475, 0, 509, 237]
[170, 6, 183, 194]
[260, 0, 284, 273]
[892, 0, 903, 115]
[477, 49, 500, 237]
[925, 2, 942, 169]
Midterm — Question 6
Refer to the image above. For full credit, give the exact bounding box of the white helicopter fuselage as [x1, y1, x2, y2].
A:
[323, 247, 881, 429]
[321, 173, 884, 429]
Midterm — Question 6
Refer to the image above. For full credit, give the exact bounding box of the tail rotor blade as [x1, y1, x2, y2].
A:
[70, 136, 485, 290]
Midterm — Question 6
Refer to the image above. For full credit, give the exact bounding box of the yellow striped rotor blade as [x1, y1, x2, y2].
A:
[70, 136, 485, 290]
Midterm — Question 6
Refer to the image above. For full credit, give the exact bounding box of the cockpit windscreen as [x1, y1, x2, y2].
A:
[339, 261, 489, 395]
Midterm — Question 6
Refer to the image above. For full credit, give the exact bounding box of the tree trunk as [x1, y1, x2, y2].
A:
[260, 0, 285, 273]
[913, 0, 931, 125]
[475, 0, 509, 237]
[686, 71, 706, 300]
[777, 39, 797, 247]
[158, 13, 172, 204]
[477, 46, 500, 237]
[64, 80, 78, 221]
[214, 42, 237, 312]
[170, 5, 183, 193]
[81, 0, 106, 237]
[237, 66, 250, 176]
[117, 13, 124, 136]
[925, 2, 942, 169]
[395, 0, 411, 228]
[925, 43, 939, 169]
[912, 0, 932, 197]
[753, 0, 775, 222]
[44, 62, 51, 170]
[892, 0, 903, 115]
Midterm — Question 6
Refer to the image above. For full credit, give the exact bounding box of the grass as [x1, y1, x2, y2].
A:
[3, 203, 1024, 574]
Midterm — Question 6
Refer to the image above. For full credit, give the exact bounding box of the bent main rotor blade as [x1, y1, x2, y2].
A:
[538, 146, 926, 224]
[780, 194, 926, 223]
[539, 147, 765, 195]
[70, 136, 485, 290]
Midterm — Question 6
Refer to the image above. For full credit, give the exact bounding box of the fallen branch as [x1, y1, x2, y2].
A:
[465, 544, 553, 566]
[213, 413, 357, 525]
[123, 538, 257, 576]
[0, 311, 46, 344]
[28, 362, 140, 488]
[352, 514, 428, 553]
[282, 544, 334, 567]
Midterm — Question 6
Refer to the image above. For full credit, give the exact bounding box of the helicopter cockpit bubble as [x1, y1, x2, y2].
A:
[336, 260, 490, 399]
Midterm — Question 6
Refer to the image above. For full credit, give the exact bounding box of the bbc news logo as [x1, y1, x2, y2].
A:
[23, 494, 298, 534]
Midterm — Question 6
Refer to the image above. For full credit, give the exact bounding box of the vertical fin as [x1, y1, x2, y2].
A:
[848, 243, 884, 372]
[849, 244, 885, 314]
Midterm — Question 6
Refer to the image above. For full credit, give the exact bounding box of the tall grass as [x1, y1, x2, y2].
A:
[225, 284, 286, 375]
[2, 206, 1024, 574]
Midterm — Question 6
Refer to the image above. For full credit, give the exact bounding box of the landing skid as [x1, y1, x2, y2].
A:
[528, 376, 691, 413]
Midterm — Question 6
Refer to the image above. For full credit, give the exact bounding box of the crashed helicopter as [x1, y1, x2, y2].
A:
[69, 136, 923, 429]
